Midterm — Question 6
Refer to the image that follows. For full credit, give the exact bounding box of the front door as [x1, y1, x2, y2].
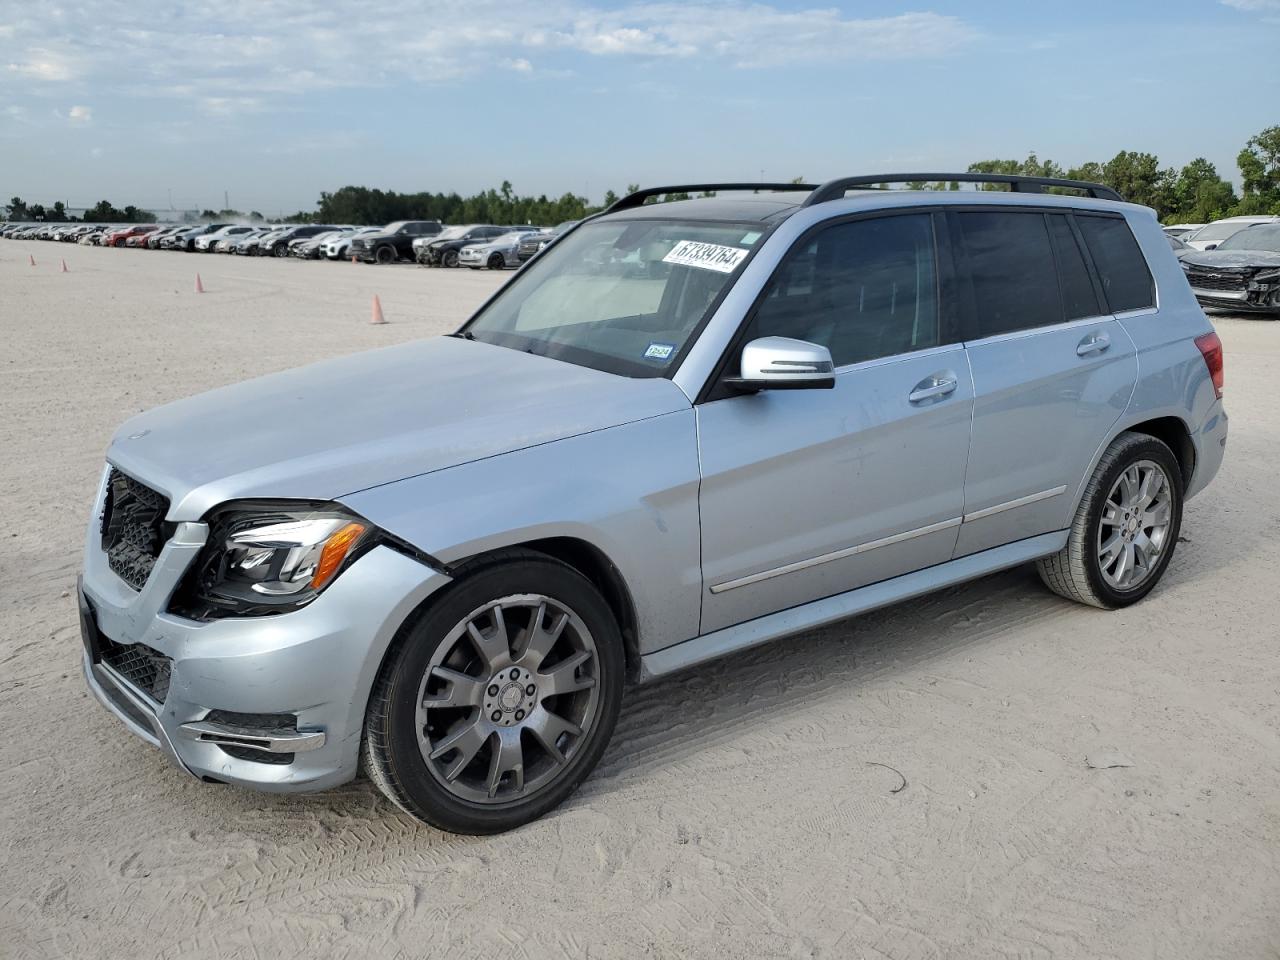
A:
[696, 212, 973, 633]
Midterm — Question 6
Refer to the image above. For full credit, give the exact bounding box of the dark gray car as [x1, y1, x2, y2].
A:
[1181, 222, 1280, 314]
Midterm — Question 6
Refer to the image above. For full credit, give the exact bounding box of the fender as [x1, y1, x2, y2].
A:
[339, 410, 703, 656]
[1070, 338, 1219, 514]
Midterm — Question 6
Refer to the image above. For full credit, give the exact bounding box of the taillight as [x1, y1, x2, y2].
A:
[1195, 331, 1224, 399]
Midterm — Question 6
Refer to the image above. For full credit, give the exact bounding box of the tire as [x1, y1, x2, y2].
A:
[363, 553, 624, 834]
[1037, 432, 1184, 609]
[274, 243, 289, 258]
[487, 254, 504, 270]
[375, 245, 396, 265]
[441, 249, 459, 268]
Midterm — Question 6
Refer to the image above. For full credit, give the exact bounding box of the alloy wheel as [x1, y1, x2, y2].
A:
[1097, 459, 1173, 590]
[415, 594, 601, 804]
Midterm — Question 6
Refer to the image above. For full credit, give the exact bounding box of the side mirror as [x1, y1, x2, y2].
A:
[725, 336, 836, 392]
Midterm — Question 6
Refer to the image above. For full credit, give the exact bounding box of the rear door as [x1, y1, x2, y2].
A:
[952, 208, 1141, 557]
[697, 211, 973, 633]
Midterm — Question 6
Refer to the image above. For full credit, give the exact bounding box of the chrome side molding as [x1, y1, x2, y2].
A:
[645, 530, 1070, 680]
[963, 485, 1067, 523]
[709, 517, 962, 594]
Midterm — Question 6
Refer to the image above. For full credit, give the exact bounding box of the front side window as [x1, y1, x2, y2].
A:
[1077, 215, 1154, 313]
[465, 219, 762, 377]
[747, 213, 939, 366]
[957, 210, 1064, 338]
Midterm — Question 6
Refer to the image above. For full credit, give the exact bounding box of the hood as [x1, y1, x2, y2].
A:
[1182, 250, 1280, 270]
[107, 336, 690, 521]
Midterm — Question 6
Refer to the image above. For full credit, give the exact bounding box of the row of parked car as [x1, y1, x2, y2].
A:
[0, 218, 581, 269]
[1162, 215, 1280, 316]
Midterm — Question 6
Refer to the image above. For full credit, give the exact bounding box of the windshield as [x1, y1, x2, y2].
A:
[464, 218, 764, 377]
[1217, 224, 1280, 253]
[1191, 220, 1263, 242]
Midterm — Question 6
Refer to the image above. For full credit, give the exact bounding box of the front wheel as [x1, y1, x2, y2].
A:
[274, 244, 288, 258]
[363, 554, 624, 834]
[441, 250, 459, 268]
[375, 245, 396, 265]
[487, 254, 504, 270]
[1037, 432, 1184, 609]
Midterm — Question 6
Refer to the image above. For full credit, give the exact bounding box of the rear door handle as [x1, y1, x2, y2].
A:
[908, 375, 958, 404]
[1077, 332, 1111, 356]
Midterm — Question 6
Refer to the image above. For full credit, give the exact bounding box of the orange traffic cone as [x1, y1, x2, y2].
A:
[60, 258, 69, 273]
[194, 273, 204, 293]
[28, 254, 36, 266]
[370, 295, 386, 325]
[351, 255, 357, 264]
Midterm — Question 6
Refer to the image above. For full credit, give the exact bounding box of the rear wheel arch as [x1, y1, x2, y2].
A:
[1124, 416, 1195, 489]
[1074, 414, 1196, 517]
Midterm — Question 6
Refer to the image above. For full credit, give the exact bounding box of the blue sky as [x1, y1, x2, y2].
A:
[2, 0, 1277, 215]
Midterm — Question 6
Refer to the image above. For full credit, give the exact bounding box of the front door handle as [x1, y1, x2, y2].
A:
[1077, 332, 1111, 356]
[908, 375, 958, 404]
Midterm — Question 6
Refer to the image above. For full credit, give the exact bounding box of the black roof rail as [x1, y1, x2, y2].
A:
[801, 173, 1122, 206]
[605, 183, 819, 214]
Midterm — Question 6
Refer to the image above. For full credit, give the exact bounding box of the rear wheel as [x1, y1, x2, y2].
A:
[363, 555, 624, 834]
[1037, 432, 1183, 609]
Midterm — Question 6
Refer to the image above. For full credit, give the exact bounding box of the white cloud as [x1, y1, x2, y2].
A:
[7, 47, 77, 81]
[200, 96, 264, 116]
[0, 2, 979, 111]
[1220, 0, 1280, 9]
[90, 146, 104, 157]
[68, 104, 92, 123]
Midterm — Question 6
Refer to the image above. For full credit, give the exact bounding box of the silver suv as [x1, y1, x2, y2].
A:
[78, 174, 1227, 834]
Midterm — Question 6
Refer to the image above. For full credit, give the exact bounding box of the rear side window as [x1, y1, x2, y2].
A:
[1077, 215, 1154, 313]
[749, 213, 939, 367]
[955, 211, 1062, 338]
[1047, 215, 1101, 320]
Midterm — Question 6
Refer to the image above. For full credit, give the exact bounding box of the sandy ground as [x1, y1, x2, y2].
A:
[1, 241, 1277, 960]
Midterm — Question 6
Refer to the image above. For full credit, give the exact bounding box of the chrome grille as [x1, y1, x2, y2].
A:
[1185, 269, 1249, 292]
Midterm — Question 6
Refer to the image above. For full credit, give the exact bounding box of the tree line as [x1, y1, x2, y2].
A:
[6, 125, 1277, 227]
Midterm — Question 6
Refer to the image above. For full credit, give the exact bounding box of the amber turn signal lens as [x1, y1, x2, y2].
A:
[309, 522, 367, 589]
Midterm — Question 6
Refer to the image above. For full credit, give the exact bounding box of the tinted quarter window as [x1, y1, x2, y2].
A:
[956, 211, 1062, 338]
[1047, 215, 1101, 320]
[1077, 215, 1154, 313]
[750, 214, 939, 367]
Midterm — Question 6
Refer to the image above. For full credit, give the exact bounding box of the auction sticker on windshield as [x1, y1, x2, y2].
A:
[663, 240, 749, 274]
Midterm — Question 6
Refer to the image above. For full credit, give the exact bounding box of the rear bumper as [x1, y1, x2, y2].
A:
[80, 497, 452, 792]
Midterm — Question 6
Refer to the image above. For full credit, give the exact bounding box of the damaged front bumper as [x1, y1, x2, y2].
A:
[79, 487, 451, 792]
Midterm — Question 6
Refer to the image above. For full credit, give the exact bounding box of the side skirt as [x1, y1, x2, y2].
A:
[638, 530, 1068, 681]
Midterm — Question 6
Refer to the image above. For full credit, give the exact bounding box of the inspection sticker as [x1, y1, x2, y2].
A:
[662, 240, 749, 274]
[644, 342, 676, 361]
